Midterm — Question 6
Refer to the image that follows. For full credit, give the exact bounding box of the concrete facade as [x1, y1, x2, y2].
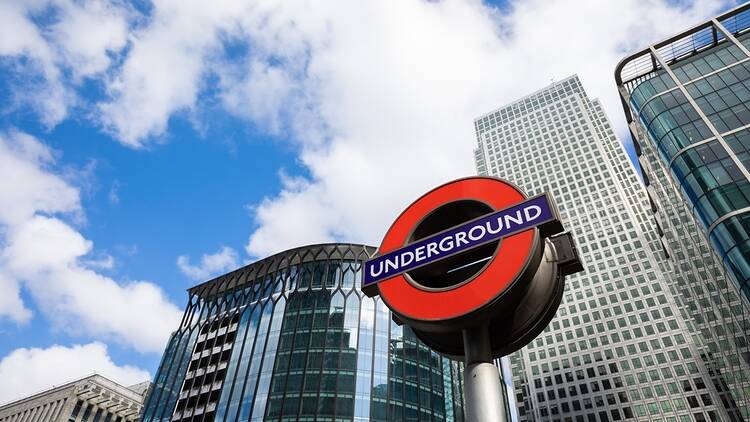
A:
[0, 374, 149, 422]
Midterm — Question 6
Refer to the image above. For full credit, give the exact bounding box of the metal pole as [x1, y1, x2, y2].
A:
[462, 325, 508, 422]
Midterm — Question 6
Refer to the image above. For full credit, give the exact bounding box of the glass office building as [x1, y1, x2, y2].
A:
[140, 243, 472, 422]
[616, 4, 750, 420]
[475, 75, 743, 420]
[616, 2, 750, 301]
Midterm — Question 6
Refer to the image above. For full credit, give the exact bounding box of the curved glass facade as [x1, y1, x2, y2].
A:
[617, 8, 750, 419]
[140, 243, 469, 422]
[626, 27, 750, 299]
[670, 140, 750, 229]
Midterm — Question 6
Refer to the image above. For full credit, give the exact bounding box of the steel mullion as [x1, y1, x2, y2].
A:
[649, 45, 750, 184]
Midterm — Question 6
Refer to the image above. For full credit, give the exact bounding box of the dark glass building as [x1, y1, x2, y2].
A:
[616, 4, 750, 419]
[140, 243, 474, 422]
[616, 4, 750, 299]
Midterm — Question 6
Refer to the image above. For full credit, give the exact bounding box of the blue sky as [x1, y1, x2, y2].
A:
[0, 0, 739, 401]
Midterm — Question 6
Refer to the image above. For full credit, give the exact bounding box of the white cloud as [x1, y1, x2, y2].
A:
[0, 1, 66, 126]
[79, 0, 730, 255]
[0, 0, 734, 257]
[98, 0, 257, 147]
[0, 131, 182, 353]
[0, 342, 149, 404]
[0, 130, 79, 324]
[0, 272, 31, 324]
[108, 180, 120, 204]
[177, 246, 239, 281]
[0, 0, 129, 126]
[82, 253, 116, 270]
[220, 59, 298, 135]
[231, 0, 731, 257]
[50, 0, 130, 81]
[0, 130, 80, 225]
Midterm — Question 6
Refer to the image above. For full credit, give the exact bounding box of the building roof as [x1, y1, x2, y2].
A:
[615, 2, 750, 87]
[186, 242, 376, 300]
[0, 373, 148, 412]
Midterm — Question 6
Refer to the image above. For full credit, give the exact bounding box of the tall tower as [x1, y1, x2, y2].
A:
[474, 75, 742, 420]
[615, 4, 750, 420]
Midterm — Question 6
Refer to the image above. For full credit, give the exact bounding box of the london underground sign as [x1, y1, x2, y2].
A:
[361, 177, 582, 421]
[363, 193, 556, 288]
[362, 177, 583, 421]
[362, 177, 582, 345]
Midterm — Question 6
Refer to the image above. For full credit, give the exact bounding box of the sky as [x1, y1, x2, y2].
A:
[0, 0, 741, 403]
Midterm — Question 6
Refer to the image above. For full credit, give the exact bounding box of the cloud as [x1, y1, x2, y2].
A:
[0, 131, 181, 352]
[49, 0, 130, 81]
[108, 180, 120, 204]
[0, 272, 31, 325]
[219, 59, 299, 135]
[231, 0, 731, 257]
[0, 0, 129, 126]
[0, 130, 79, 324]
[98, 1, 257, 147]
[0, 342, 149, 404]
[0, 1, 66, 125]
[77, 0, 730, 255]
[177, 246, 239, 281]
[0, 0, 734, 257]
[82, 253, 116, 270]
[0, 130, 80, 225]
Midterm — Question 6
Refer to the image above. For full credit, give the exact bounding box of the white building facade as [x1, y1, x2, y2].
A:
[474, 75, 742, 421]
[0, 374, 149, 422]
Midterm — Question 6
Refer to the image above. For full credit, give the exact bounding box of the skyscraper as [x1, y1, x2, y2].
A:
[615, 4, 750, 420]
[141, 243, 476, 422]
[474, 75, 742, 420]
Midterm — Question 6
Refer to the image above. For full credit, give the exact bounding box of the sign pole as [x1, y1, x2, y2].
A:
[462, 326, 508, 422]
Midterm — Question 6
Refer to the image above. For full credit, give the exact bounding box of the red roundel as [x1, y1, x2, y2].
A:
[376, 177, 536, 322]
